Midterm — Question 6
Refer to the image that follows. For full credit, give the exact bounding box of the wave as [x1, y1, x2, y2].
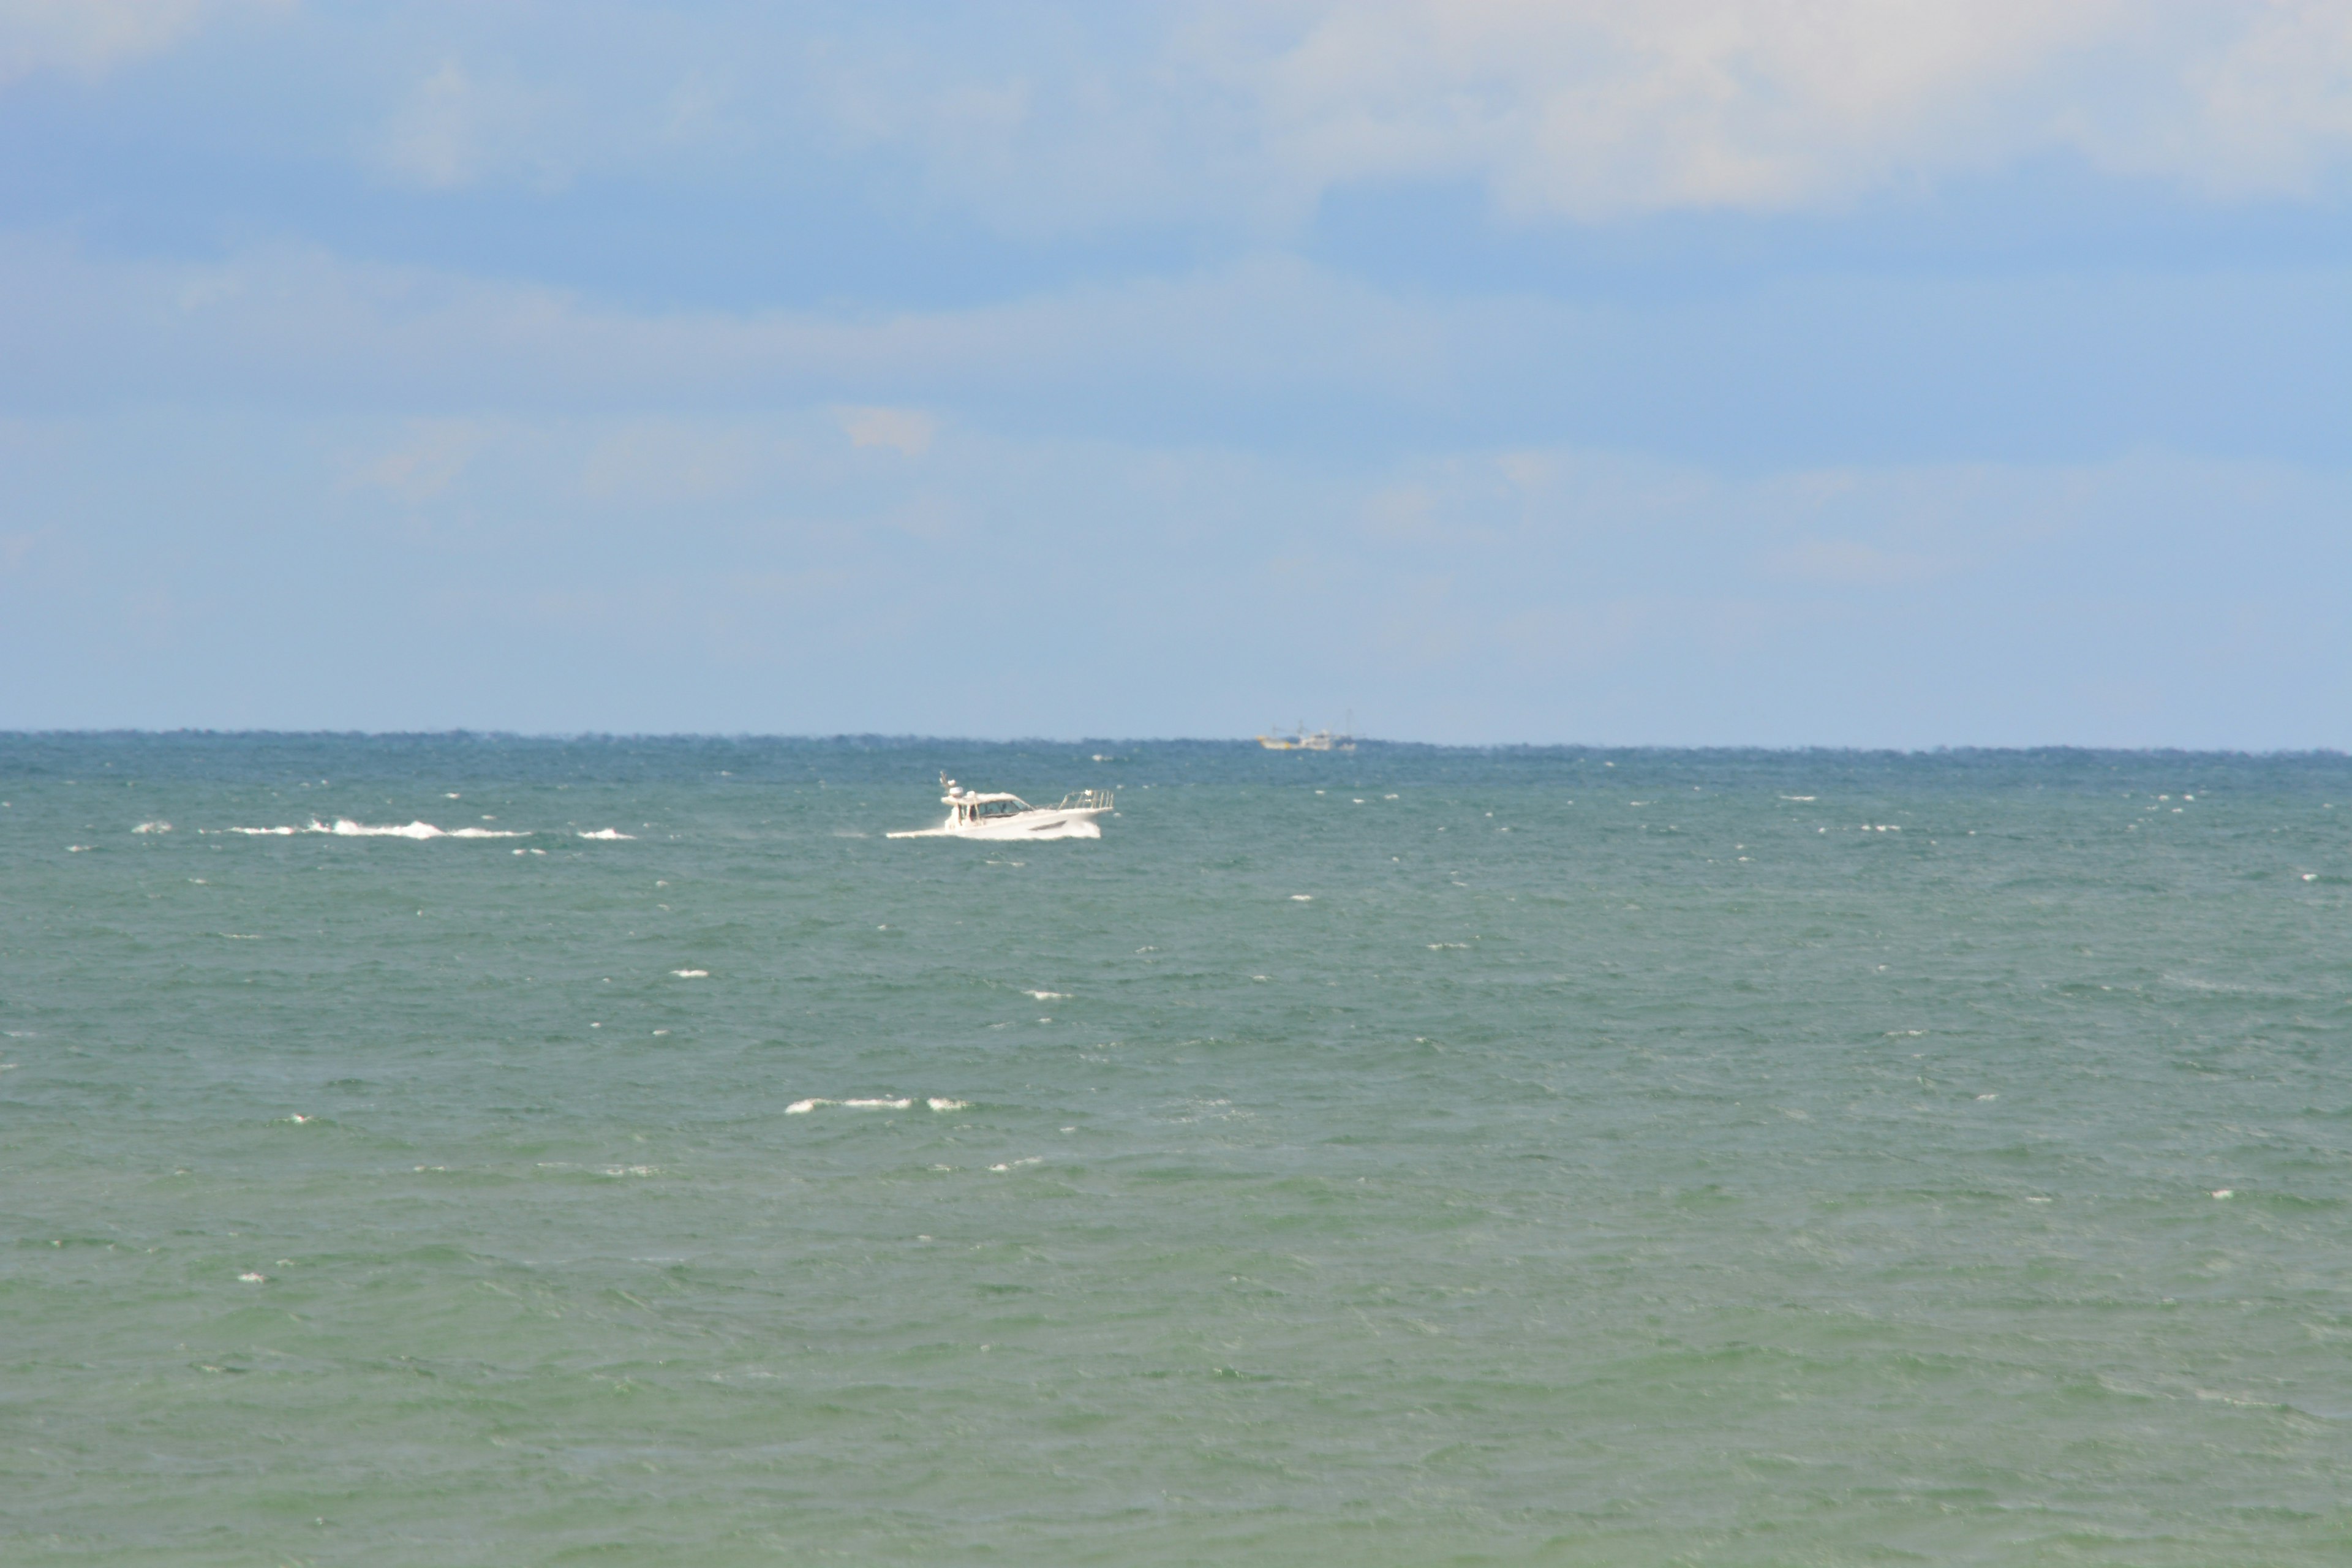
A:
[786, 1096, 965, 1115]
[576, 828, 635, 840]
[216, 819, 528, 839]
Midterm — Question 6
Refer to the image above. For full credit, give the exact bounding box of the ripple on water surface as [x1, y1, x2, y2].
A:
[2, 735, 2348, 1564]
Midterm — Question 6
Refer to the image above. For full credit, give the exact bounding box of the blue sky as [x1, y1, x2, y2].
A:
[4, 0, 2349, 744]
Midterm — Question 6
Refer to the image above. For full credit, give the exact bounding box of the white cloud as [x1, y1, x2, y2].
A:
[1222, 0, 2352, 217]
[0, 0, 281, 87]
[348, 418, 492, 501]
[783, 0, 2352, 224]
[108, 2, 2342, 225]
[839, 405, 938, 456]
[1235, 0, 2116, 216]
[375, 59, 568, 190]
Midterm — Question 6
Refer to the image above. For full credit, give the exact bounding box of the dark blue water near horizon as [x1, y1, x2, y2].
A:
[5, 734, 2348, 1565]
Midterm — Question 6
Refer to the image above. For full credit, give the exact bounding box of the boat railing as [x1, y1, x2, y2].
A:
[1052, 788, 1115, 812]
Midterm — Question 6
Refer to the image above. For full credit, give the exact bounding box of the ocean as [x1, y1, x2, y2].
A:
[4, 734, 2348, 1565]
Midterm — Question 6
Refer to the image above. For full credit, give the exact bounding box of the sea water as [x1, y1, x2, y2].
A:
[4, 734, 2348, 1566]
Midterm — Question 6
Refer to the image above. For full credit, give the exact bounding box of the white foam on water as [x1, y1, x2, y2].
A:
[331, 819, 444, 839]
[578, 828, 635, 840]
[222, 818, 524, 839]
[67, 845, 91, 853]
[1023, 990, 1069, 1000]
[132, 821, 172, 834]
[238, 1272, 268, 1284]
[790, 1095, 946, 1114]
[671, 968, 709, 978]
[1290, 894, 1313, 902]
[989, 1157, 1042, 1172]
[2212, 1189, 2234, 1199]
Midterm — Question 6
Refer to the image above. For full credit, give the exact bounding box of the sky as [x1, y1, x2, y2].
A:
[2, 0, 2349, 746]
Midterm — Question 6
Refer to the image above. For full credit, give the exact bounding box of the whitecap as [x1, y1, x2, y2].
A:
[1023, 990, 1069, 1000]
[132, 821, 172, 834]
[328, 818, 445, 839]
[790, 1096, 922, 1114]
[238, 1271, 268, 1284]
[671, 968, 709, 978]
[988, 1157, 1042, 1172]
[1290, 894, 1313, 902]
[578, 828, 635, 840]
[927, 1098, 967, 1111]
[223, 819, 525, 840]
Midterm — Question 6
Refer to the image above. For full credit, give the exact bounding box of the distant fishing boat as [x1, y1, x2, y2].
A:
[886, 776, 1115, 840]
[1256, 715, 1356, 752]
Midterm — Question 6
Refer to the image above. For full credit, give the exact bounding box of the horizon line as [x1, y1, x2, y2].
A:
[1, 729, 2345, 760]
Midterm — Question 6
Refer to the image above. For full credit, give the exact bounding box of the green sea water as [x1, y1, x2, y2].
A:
[4, 734, 2349, 1566]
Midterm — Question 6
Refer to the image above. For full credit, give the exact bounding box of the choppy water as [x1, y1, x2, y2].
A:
[5, 734, 2349, 1566]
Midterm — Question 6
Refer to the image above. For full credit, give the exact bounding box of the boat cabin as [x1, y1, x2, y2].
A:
[943, 782, 1033, 826]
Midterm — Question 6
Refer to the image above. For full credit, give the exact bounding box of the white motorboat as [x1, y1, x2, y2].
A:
[886, 777, 1115, 840]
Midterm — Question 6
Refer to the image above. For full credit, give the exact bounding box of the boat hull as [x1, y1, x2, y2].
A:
[887, 807, 1109, 840]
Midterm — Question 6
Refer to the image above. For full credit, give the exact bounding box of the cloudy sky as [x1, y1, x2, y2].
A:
[4, 0, 2349, 744]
